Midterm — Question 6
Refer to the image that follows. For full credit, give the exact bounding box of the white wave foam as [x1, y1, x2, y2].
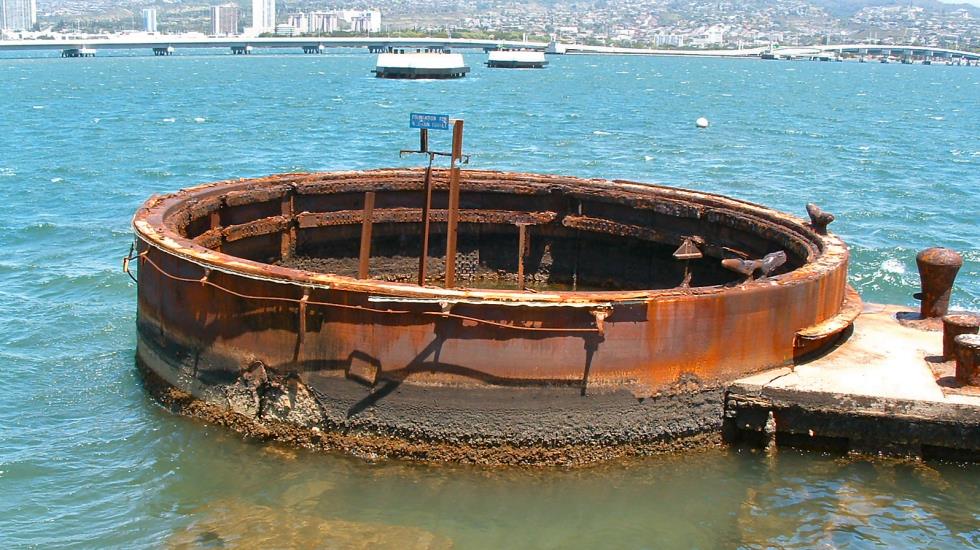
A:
[881, 258, 905, 275]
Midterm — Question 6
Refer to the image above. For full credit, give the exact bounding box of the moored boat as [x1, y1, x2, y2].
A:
[373, 47, 470, 79]
[486, 49, 548, 69]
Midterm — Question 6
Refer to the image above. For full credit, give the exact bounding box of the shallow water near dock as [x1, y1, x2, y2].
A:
[0, 50, 977, 547]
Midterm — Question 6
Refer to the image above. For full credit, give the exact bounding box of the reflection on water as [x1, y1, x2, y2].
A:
[149, 432, 980, 549]
[169, 499, 453, 549]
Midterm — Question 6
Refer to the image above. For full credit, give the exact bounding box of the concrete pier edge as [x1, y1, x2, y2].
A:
[724, 304, 980, 461]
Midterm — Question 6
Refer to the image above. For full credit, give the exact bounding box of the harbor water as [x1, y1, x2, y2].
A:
[0, 50, 977, 548]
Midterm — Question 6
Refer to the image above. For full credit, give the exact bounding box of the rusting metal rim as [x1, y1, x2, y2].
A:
[132, 168, 849, 306]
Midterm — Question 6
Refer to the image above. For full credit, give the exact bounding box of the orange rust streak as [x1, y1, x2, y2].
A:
[139, 247, 599, 334]
[139, 252, 410, 315]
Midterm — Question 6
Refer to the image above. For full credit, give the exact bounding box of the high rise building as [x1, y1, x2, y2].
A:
[0, 0, 37, 31]
[210, 4, 239, 36]
[142, 8, 157, 33]
[251, 0, 275, 34]
[286, 13, 308, 33]
[284, 10, 378, 35]
[308, 12, 339, 34]
[338, 9, 381, 33]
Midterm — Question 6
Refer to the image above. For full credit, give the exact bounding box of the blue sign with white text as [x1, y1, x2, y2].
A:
[410, 113, 450, 130]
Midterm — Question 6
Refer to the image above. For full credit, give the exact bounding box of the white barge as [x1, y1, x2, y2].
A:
[486, 49, 548, 68]
[373, 48, 470, 79]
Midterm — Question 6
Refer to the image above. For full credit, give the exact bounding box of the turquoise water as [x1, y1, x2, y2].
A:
[0, 50, 977, 548]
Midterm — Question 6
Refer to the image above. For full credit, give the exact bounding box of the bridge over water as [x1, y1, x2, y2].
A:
[0, 36, 768, 58]
[771, 43, 980, 61]
[0, 36, 976, 61]
[0, 36, 543, 55]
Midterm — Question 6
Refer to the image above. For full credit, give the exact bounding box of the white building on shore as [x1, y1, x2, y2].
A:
[210, 4, 239, 36]
[286, 9, 380, 34]
[0, 0, 37, 31]
[142, 8, 157, 34]
[249, 0, 276, 35]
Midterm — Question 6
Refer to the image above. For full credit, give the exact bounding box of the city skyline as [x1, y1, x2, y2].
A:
[4, 1, 979, 52]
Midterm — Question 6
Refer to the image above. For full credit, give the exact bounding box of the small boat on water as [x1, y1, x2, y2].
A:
[486, 49, 548, 69]
[373, 47, 470, 79]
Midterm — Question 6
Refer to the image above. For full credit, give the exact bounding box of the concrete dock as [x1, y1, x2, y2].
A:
[725, 304, 980, 459]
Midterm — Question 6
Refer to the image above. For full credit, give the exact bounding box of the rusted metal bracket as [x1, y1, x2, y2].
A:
[722, 251, 787, 282]
[805, 203, 834, 235]
[591, 308, 611, 335]
[298, 288, 310, 343]
[673, 236, 704, 288]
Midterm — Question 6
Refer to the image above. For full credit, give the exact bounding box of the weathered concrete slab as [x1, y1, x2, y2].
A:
[725, 304, 980, 459]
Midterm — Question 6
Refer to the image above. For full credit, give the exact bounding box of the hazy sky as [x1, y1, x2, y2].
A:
[937, 0, 980, 6]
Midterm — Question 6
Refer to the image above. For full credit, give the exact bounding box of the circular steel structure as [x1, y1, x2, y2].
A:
[133, 169, 858, 464]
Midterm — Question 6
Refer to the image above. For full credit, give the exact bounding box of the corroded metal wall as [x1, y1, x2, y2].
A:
[134, 169, 853, 396]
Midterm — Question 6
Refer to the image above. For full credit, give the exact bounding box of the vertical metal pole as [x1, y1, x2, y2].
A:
[517, 223, 527, 290]
[298, 289, 309, 343]
[358, 191, 375, 279]
[209, 209, 222, 252]
[451, 119, 464, 160]
[572, 230, 580, 291]
[444, 119, 464, 288]
[280, 187, 295, 261]
[419, 128, 428, 153]
[418, 156, 435, 286]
